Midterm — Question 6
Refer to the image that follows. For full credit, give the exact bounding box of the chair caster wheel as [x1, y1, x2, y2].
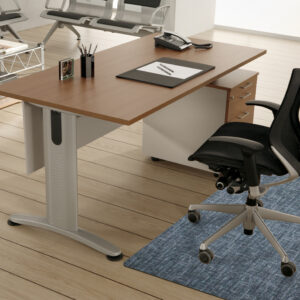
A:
[151, 157, 161, 162]
[106, 253, 123, 261]
[244, 229, 253, 235]
[281, 261, 296, 277]
[199, 249, 214, 264]
[257, 199, 263, 207]
[7, 220, 21, 226]
[188, 210, 200, 223]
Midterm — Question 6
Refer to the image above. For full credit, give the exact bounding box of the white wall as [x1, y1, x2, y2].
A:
[12, 0, 52, 31]
[215, 0, 300, 38]
[165, 0, 216, 37]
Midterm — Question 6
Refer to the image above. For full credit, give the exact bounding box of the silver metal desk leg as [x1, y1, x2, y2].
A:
[9, 108, 122, 259]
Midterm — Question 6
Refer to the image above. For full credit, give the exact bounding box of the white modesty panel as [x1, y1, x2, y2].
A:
[23, 102, 120, 174]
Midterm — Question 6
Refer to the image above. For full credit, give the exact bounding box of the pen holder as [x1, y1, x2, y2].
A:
[81, 54, 94, 78]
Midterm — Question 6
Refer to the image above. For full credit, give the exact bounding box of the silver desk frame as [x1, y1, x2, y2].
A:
[9, 102, 122, 258]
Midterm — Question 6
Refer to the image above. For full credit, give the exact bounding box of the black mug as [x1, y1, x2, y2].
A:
[81, 54, 94, 78]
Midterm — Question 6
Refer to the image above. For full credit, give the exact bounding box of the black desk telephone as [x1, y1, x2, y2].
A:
[154, 31, 213, 51]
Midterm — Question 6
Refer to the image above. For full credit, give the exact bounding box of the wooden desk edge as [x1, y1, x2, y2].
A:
[0, 50, 267, 126]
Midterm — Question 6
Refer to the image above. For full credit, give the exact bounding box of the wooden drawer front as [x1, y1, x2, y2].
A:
[227, 100, 254, 123]
[226, 75, 257, 123]
[227, 86, 256, 123]
[229, 109, 254, 123]
[229, 75, 257, 102]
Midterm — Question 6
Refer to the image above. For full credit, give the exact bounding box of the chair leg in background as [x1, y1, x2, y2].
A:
[65, 24, 81, 40]
[43, 21, 60, 45]
[5, 25, 23, 42]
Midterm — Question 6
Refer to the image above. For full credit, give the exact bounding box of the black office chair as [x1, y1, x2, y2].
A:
[187, 69, 300, 277]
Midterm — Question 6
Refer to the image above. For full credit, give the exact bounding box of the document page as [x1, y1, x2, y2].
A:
[137, 62, 202, 79]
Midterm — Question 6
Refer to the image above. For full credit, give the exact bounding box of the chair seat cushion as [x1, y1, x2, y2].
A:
[0, 13, 22, 22]
[47, 10, 88, 20]
[189, 122, 287, 176]
[125, 0, 161, 8]
[97, 19, 137, 29]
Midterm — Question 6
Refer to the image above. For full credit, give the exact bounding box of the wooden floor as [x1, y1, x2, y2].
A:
[0, 24, 299, 299]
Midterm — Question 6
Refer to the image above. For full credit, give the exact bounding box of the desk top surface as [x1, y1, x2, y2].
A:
[0, 34, 266, 125]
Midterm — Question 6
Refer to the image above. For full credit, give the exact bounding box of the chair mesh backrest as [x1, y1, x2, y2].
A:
[117, 0, 165, 25]
[69, 0, 112, 17]
[270, 68, 300, 174]
[0, 0, 19, 12]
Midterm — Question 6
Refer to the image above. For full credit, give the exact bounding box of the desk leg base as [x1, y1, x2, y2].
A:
[8, 215, 122, 258]
[151, 157, 164, 162]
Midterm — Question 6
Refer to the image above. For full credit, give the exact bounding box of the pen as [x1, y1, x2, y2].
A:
[78, 45, 83, 55]
[157, 65, 171, 76]
[160, 63, 174, 73]
[88, 43, 92, 55]
[92, 44, 98, 55]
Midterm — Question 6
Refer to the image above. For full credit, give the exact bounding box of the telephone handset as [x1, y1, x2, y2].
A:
[154, 31, 213, 51]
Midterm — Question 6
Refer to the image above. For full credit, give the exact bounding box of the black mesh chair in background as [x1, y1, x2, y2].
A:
[188, 69, 300, 277]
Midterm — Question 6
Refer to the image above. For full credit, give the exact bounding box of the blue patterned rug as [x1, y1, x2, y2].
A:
[124, 176, 300, 300]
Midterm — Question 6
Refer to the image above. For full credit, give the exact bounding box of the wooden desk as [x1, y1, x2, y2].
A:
[0, 34, 265, 124]
[0, 34, 266, 259]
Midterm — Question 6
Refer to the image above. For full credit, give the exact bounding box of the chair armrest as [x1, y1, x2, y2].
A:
[151, 5, 170, 25]
[209, 136, 264, 153]
[45, 0, 67, 10]
[246, 100, 280, 118]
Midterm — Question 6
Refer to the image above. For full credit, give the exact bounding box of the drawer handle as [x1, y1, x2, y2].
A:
[240, 92, 252, 100]
[237, 111, 250, 119]
[240, 82, 253, 89]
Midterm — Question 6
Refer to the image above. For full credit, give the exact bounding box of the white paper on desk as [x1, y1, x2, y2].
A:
[137, 62, 202, 79]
